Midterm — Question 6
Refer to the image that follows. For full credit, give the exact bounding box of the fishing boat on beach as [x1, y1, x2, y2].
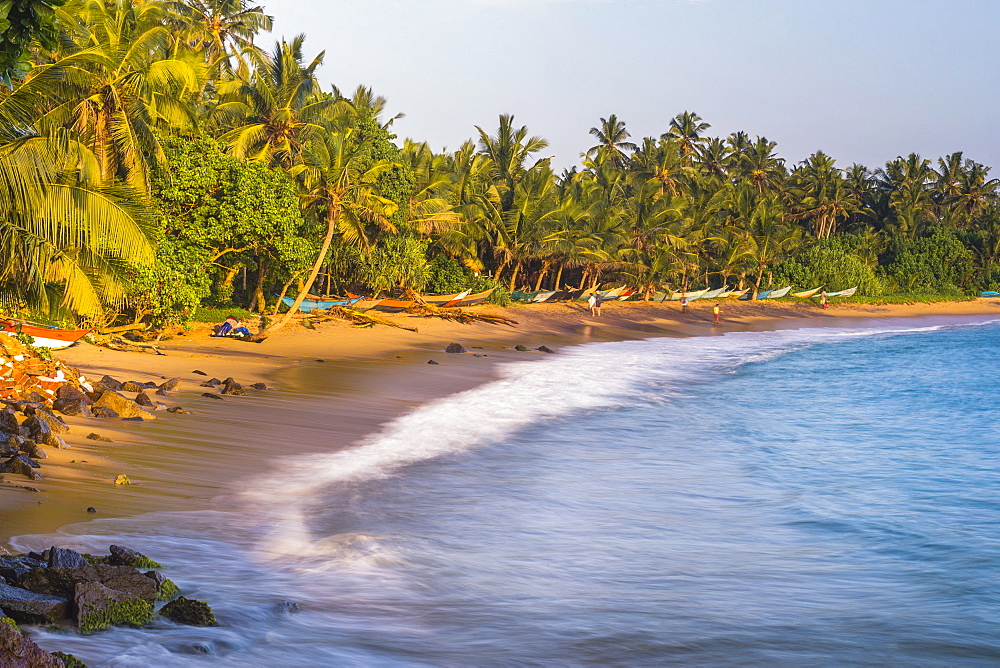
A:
[0, 321, 91, 349]
[826, 287, 858, 298]
[419, 290, 469, 306]
[983, 290, 1000, 297]
[792, 286, 823, 298]
[764, 286, 792, 299]
[371, 299, 415, 313]
[670, 288, 709, 301]
[282, 296, 363, 312]
[457, 288, 496, 306]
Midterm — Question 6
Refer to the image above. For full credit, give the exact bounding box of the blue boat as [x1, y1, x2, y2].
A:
[982, 291, 1000, 298]
[281, 296, 363, 312]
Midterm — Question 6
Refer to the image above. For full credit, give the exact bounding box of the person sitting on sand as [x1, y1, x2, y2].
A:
[212, 315, 252, 338]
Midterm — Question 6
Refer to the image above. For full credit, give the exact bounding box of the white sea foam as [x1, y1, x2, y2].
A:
[244, 316, 1000, 560]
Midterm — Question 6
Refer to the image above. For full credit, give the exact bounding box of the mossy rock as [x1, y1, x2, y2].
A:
[109, 545, 162, 569]
[0, 617, 17, 632]
[81, 554, 110, 565]
[156, 578, 180, 602]
[52, 651, 88, 667]
[74, 582, 153, 634]
[159, 597, 217, 627]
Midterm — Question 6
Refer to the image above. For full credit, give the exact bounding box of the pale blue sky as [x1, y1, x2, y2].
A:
[262, 0, 1000, 171]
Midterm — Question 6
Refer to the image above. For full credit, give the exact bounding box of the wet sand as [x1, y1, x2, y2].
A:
[2, 298, 998, 546]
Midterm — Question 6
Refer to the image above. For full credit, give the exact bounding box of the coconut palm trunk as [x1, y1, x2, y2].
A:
[268, 200, 340, 333]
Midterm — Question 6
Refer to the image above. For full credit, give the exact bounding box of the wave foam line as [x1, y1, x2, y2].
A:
[244, 318, 999, 559]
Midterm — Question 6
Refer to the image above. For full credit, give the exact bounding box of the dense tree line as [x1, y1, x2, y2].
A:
[2, 0, 999, 331]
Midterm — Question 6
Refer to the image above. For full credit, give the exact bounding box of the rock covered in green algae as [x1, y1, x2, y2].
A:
[0, 618, 64, 667]
[74, 581, 154, 634]
[108, 545, 162, 569]
[159, 596, 217, 627]
[51, 651, 88, 667]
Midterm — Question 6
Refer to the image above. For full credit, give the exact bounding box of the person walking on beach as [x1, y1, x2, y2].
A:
[713, 303, 721, 325]
[594, 293, 603, 316]
[588, 293, 601, 317]
[819, 290, 828, 309]
[680, 295, 689, 313]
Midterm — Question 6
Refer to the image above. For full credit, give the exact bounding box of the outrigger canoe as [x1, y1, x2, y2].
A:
[826, 287, 858, 298]
[792, 286, 823, 299]
[765, 286, 792, 299]
[670, 288, 709, 301]
[419, 290, 470, 307]
[0, 321, 91, 349]
[983, 291, 1000, 298]
[282, 296, 363, 312]
[701, 287, 729, 300]
[457, 288, 496, 306]
[372, 299, 415, 313]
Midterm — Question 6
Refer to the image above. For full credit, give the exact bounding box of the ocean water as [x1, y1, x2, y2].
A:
[14, 316, 1000, 666]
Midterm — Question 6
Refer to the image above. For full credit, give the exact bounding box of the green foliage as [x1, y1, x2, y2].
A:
[190, 306, 258, 323]
[147, 135, 311, 317]
[883, 229, 976, 294]
[979, 265, 1000, 292]
[0, 616, 18, 632]
[78, 596, 154, 634]
[129, 555, 163, 569]
[774, 235, 885, 296]
[426, 257, 473, 293]
[0, 0, 65, 85]
[330, 236, 429, 295]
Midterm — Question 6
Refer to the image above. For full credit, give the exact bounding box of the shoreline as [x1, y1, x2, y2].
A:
[2, 298, 999, 546]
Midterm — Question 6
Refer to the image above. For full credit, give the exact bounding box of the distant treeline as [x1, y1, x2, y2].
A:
[2, 0, 998, 329]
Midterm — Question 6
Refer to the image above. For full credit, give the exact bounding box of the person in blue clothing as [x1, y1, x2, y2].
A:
[212, 315, 251, 337]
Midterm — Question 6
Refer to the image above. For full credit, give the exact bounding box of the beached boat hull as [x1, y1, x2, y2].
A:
[282, 296, 363, 312]
[826, 287, 858, 298]
[764, 286, 792, 299]
[791, 286, 823, 299]
[0, 322, 91, 349]
[372, 299, 415, 313]
[457, 288, 496, 306]
[420, 290, 470, 306]
[983, 291, 1000, 298]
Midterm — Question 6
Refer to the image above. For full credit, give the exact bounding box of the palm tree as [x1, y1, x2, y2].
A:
[167, 0, 272, 79]
[269, 127, 398, 332]
[215, 35, 340, 168]
[586, 114, 637, 168]
[475, 114, 548, 209]
[663, 110, 710, 160]
[789, 151, 860, 238]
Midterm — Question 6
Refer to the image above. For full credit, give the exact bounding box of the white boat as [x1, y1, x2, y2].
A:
[827, 287, 858, 298]
[764, 286, 792, 299]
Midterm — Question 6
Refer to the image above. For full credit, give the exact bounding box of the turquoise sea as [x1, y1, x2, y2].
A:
[17, 315, 1000, 665]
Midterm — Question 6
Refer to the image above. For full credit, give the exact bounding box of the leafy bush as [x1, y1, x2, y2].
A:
[883, 229, 975, 294]
[190, 306, 258, 323]
[774, 236, 885, 295]
[426, 257, 471, 293]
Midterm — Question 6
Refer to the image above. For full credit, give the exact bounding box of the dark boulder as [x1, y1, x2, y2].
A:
[250, 383, 268, 390]
[0, 619, 65, 667]
[514, 344, 531, 351]
[159, 378, 182, 393]
[198, 380, 218, 388]
[192, 370, 208, 376]
[201, 393, 223, 400]
[0, 439, 17, 458]
[220, 379, 246, 396]
[74, 581, 153, 633]
[18, 441, 46, 460]
[20, 565, 158, 604]
[47, 547, 87, 569]
[90, 406, 119, 419]
[0, 456, 41, 480]
[51, 651, 87, 668]
[121, 381, 144, 393]
[427, 360, 439, 365]
[0, 555, 45, 584]
[159, 597, 217, 627]
[39, 432, 69, 449]
[134, 392, 153, 407]
[99, 375, 124, 391]
[536, 345, 555, 353]
[207, 378, 222, 385]
[55, 384, 89, 402]
[445, 343, 467, 353]
[0, 582, 68, 624]
[109, 545, 161, 569]
[91, 391, 153, 420]
[166, 407, 190, 414]
[20, 415, 51, 441]
[86, 433, 112, 442]
[154, 388, 168, 396]
[0, 410, 20, 435]
[52, 397, 93, 417]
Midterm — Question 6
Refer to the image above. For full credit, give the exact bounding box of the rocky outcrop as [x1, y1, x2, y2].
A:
[47, 547, 88, 569]
[91, 391, 153, 420]
[74, 581, 154, 634]
[120, 381, 144, 392]
[109, 545, 162, 570]
[158, 597, 217, 627]
[159, 378, 182, 393]
[0, 582, 68, 624]
[445, 343, 467, 353]
[220, 379, 246, 396]
[0, 620, 64, 667]
[0, 455, 41, 480]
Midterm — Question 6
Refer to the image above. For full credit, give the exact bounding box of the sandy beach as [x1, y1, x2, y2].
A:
[2, 298, 999, 546]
